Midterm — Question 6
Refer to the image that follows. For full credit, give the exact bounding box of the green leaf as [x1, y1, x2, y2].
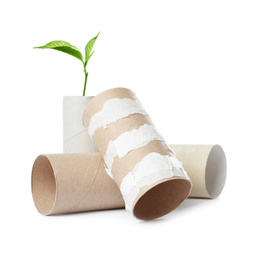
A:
[84, 32, 100, 65]
[34, 41, 83, 63]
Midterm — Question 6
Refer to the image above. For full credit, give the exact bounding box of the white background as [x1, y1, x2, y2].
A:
[1, 0, 252, 259]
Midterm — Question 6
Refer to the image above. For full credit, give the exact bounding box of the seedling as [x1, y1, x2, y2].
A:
[34, 32, 100, 96]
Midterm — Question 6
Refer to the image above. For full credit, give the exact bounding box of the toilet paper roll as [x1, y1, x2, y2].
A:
[31, 153, 124, 215]
[82, 88, 192, 220]
[170, 144, 227, 198]
[31, 145, 226, 215]
[63, 96, 98, 153]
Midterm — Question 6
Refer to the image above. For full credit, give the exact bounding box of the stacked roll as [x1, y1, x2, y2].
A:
[31, 87, 227, 220]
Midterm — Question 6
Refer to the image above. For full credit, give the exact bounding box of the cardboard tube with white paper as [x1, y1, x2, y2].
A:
[82, 87, 192, 220]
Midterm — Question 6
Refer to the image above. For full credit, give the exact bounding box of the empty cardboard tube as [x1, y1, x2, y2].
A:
[63, 96, 98, 153]
[31, 153, 124, 215]
[170, 144, 227, 198]
[82, 88, 192, 220]
[31, 144, 226, 216]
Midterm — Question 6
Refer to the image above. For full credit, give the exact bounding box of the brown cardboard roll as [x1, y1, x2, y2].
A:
[82, 88, 192, 220]
[31, 153, 124, 215]
[170, 144, 227, 198]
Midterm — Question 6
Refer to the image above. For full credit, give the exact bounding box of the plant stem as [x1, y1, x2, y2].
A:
[83, 63, 88, 96]
[83, 71, 88, 96]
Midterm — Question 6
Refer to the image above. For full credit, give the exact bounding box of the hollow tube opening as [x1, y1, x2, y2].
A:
[205, 145, 227, 198]
[31, 155, 56, 215]
[133, 178, 191, 220]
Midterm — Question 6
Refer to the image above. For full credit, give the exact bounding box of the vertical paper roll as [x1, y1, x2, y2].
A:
[63, 96, 98, 153]
[170, 144, 227, 198]
[82, 88, 192, 220]
[31, 153, 124, 215]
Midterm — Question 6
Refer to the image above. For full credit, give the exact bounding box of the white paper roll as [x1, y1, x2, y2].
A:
[63, 96, 98, 153]
[170, 144, 227, 198]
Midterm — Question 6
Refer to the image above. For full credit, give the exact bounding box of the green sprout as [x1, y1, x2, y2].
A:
[34, 32, 100, 96]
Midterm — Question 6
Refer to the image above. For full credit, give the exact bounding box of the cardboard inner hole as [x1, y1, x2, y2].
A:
[31, 156, 56, 215]
[205, 145, 227, 198]
[133, 179, 191, 220]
